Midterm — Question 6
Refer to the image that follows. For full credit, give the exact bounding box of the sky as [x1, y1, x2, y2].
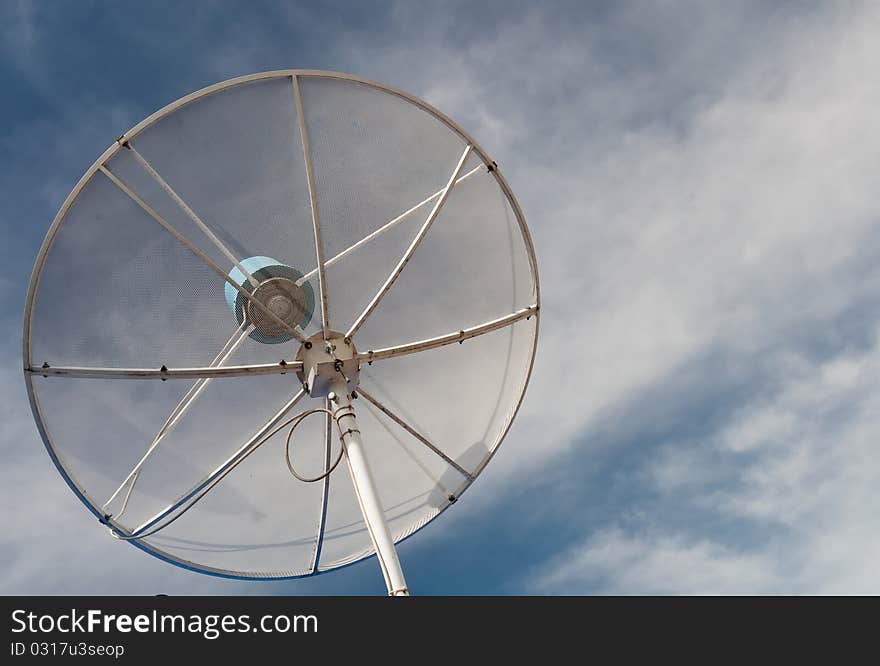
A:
[2, 0, 880, 595]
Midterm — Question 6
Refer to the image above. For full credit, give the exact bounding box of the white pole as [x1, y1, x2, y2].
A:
[329, 379, 409, 596]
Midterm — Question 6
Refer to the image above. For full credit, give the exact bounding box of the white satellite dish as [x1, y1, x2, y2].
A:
[23, 70, 540, 595]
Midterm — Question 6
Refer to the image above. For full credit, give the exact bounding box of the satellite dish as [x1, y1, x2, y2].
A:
[23, 71, 540, 595]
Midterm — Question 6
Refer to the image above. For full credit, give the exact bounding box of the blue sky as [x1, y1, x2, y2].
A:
[3, 0, 880, 594]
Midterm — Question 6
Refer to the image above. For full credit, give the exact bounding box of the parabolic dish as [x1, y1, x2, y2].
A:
[23, 70, 540, 579]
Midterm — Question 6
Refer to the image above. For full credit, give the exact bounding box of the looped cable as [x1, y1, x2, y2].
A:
[284, 407, 345, 482]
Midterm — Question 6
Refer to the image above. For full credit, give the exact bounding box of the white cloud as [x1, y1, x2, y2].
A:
[532, 320, 880, 594]
[535, 529, 779, 595]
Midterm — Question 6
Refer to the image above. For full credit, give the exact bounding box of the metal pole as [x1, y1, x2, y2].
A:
[329, 378, 409, 596]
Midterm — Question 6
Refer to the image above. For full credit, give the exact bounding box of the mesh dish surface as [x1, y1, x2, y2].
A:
[23, 71, 539, 579]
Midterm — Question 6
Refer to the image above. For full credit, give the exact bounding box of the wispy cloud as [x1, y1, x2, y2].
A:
[532, 322, 880, 594]
[534, 528, 780, 595]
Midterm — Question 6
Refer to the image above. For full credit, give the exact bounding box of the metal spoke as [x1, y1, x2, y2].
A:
[292, 74, 330, 338]
[296, 163, 485, 286]
[99, 165, 308, 343]
[103, 322, 252, 516]
[29, 360, 300, 380]
[345, 145, 472, 339]
[124, 141, 259, 288]
[310, 397, 333, 574]
[357, 386, 473, 480]
[356, 304, 538, 364]
[361, 398, 454, 493]
[131, 389, 307, 537]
